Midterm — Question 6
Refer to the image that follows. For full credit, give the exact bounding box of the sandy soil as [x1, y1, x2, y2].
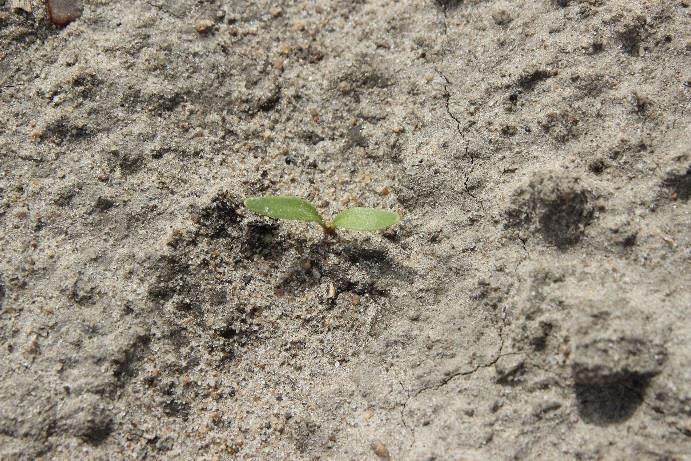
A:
[1, 0, 690, 459]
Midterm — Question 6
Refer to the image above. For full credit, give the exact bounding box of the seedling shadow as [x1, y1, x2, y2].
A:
[275, 236, 414, 297]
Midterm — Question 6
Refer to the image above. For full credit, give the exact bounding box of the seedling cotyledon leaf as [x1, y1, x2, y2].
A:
[331, 207, 400, 231]
[243, 195, 399, 235]
[244, 196, 325, 226]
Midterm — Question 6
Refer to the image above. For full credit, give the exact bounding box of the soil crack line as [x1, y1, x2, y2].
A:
[400, 305, 514, 432]
[399, 380, 415, 442]
[435, 67, 481, 206]
[514, 235, 530, 273]
[434, 9, 483, 208]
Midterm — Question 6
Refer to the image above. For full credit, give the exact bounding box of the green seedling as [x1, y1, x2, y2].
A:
[244, 196, 400, 236]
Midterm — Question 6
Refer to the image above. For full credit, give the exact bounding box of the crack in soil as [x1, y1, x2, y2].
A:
[515, 235, 530, 273]
[397, 0, 511, 441]
[434, 8, 483, 209]
[400, 302, 516, 437]
[398, 379, 415, 440]
[436, 68, 480, 204]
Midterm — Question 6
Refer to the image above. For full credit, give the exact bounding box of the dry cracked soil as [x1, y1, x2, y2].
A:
[1, 0, 690, 460]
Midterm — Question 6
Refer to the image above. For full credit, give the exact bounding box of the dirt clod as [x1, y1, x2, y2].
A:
[46, 0, 82, 27]
[371, 440, 391, 460]
[195, 18, 214, 34]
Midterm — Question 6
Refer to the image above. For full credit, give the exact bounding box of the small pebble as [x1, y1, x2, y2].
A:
[371, 440, 391, 460]
[195, 18, 214, 34]
[327, 283, 336, 299]
[46, 0, 83, 27]
[337, 81, 351, 94]
[272, 58, 284, 72]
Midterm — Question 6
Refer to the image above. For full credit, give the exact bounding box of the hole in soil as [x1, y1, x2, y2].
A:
[662, 165, 691, 201]
[538, 191, 591, 247]
[574, 376, 649, 425]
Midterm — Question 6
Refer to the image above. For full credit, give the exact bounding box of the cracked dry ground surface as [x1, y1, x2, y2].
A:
[1, 0, 690, 460]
